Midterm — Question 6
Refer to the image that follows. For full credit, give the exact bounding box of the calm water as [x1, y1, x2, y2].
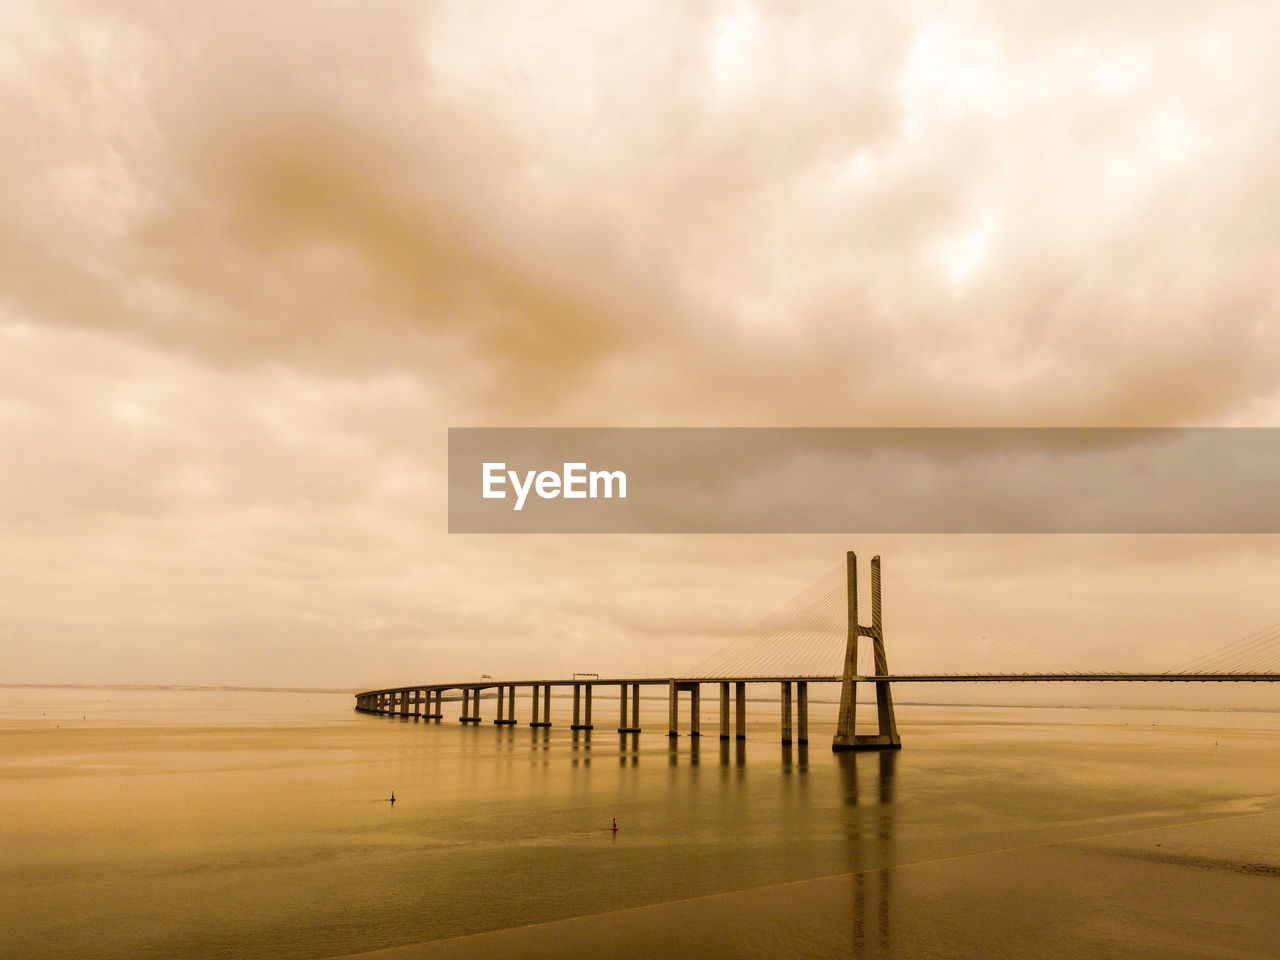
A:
[2, 687, 1279, 959]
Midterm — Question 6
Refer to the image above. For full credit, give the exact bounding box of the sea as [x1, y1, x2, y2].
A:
[2, 686, 1279, 959]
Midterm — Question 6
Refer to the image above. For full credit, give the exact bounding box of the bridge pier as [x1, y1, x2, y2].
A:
[530, 683, 551, 727]
[494, 685, 513, 725]
[619, 682, 640, 733]
[797, 681, 808, 744]
[781, 682, 792, 744]
[668, 681, 702, 737]
[430, 689, 443, 720]
[571, 683, 594, 730]
[499, 685, 516, 724]
[462, 687, 483, 723]
[668, 680, 677, 736]
[719, 682, 730, 739]
[735, 682, 746, 740]
[833, 553, 901, 752]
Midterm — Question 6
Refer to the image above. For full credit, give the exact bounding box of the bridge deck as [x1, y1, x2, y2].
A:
[355, 672, 1280, 698]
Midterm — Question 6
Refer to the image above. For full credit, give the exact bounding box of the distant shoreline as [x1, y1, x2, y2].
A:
[0, 682, 360, 694]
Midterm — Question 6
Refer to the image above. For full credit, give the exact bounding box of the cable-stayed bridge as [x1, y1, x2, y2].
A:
[355, 553, 1280, 751]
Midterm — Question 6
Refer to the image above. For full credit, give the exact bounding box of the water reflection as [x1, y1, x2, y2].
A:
[780, 742, 810, 772]
[619, 732, 639, 765]
[838, 750, 897, 954]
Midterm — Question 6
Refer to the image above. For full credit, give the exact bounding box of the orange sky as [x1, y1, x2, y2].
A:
[2, 2, 1279, 695]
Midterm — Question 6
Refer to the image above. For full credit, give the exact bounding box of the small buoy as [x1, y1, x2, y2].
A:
[389, 791, 396, 803]
[611, 818, 618, 832]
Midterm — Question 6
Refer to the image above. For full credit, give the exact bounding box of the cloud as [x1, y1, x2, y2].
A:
[3, 1, 1280, 689]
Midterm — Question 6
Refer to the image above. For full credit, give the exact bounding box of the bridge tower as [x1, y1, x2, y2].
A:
[832, 552, 901, 751]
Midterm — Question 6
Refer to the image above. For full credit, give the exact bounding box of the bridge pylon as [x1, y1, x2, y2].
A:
[833, 552, 901, 752]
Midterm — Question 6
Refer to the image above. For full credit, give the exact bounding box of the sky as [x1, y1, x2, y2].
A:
[2, 1, 1280, 699]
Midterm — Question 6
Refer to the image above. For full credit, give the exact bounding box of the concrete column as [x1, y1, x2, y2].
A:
[735, 682, 747, 740]
[690, 684, 701, 737]
[618, 683, 629, 732]
[781, 681, 793, 744]
[833, 551, 860, 750]
[458, 688, 468, 722]
[531, 684, 550, 728]
[572, 683, 593, 730]
[798, 681, 809, 744]
[668, 679, 678, 737]
[720, 682, 730, 740]
[494, 686, 514, 725]
[631, 683, 640, 731]
[870, 555, 900, 746]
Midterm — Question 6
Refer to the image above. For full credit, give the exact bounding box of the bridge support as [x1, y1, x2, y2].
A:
[781, 682, 792, 744]
[719, 682, 730, 739]
[797, 681, 808, 744]
[495, 685, 517, 725]
[833, 553, 901, 751]
[735, 682, 746, 740]
[668, 681, 701, 737]
[619, 682, 640, 733]
[571, 683, 593, 730]
[467, 687, 484, 723]
[531, 683, 551, 727]
[668, 680, 677, 736]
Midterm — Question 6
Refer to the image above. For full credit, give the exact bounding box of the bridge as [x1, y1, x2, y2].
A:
[355, 552, 1280, 750]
